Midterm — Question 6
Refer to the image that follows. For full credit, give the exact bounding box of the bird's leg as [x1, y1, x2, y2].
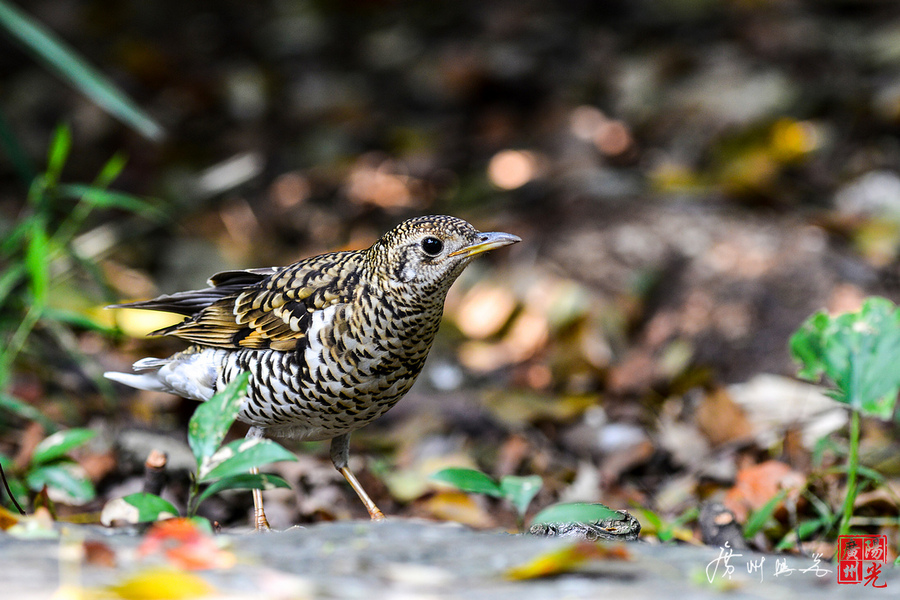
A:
[246, 427, 271, 531]
[330, 433, 385, 521]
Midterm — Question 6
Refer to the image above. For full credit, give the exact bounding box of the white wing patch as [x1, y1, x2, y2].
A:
[304, 304, 344, 396]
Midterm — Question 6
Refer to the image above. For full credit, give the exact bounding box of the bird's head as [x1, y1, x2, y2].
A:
[367, 215, 520, 301]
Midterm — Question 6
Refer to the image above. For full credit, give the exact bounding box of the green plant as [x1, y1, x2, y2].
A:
[430, 467, 635, 535]
[0, 124, 163, 418]
[0, 427, 97, 511]
[0, 0, 163, 145]
[631, 506, 698, 543]
[790, 296, 900, 536]
[113, 374, 297, 523]
[430, 467, 543, 530]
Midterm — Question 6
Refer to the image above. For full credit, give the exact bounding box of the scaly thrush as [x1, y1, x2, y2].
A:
[105, 215, 520, 528]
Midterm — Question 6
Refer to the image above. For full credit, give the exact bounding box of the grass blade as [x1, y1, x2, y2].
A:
[45, 123, 71, 188]
[0, 392, 58, 431]
[743, 489, 788, 538]
[94, 152, 128, 188]
[0, 0, 164, 141]
[59, 184, 166, 220]
[0, 263, 25, 307]
[24, 219, 50, 303]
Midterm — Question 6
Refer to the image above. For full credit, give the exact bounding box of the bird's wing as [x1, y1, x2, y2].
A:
[116, 252, 362, 351]
[108, 268, 279, 316]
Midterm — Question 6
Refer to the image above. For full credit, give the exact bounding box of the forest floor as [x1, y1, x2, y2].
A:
[2, 1, 900, 594]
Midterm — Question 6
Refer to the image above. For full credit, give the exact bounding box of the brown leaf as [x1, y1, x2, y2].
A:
[723, 460, 805, 522]
[0, 505, 22, 530]
[695, 388, 754, 447]
[84, 540, 118, 568]
[453, 282, 517, 339]
[13, 421, 45, 470]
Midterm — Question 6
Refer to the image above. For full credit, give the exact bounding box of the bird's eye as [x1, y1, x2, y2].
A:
[420, 236, 444, 256]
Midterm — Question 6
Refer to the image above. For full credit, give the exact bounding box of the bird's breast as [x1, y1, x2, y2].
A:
[224, 295, 442, 439]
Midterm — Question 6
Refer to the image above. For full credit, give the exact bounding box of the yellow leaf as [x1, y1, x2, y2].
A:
[505, 542, 631, 580]
[0, 505, 22, 530]
[114, 309, 183, 338]
[109, 568, 214, 600]
[420, 491, 495, 528]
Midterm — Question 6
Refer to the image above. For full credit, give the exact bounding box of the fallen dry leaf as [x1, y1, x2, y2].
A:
[84, 540, 118, 568]
[418, 491, 495, 529]
[695, 387, 754, 447]
[482, 390, 595, 428]
[505, 541, 631, 580]
[0, 505, 22, 530]
[453, 281, 517, 339]
[108, 567, 214, 600]
[723, 460, 805, 522]
[139, 518, 235, 571]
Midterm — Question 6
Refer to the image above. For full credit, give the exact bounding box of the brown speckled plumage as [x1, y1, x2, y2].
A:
[106, 215, 520, 526]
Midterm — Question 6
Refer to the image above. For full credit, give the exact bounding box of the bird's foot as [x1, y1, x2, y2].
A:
[255, 509, 272, 532]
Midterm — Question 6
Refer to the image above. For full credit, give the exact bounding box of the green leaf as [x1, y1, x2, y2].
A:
[0, 1, 164, 141]
[118, 493, 179, 523]
[94, 152, 128, 188]
[0, 214, 35, 257]
[189, 372, 249, 469]
[743, 489, 787, 538]
[430, 467, 504, 498]
[3, 476, 29, 511]
[0, 393, 57, 431]
[499, 475, 543, 517]
[45, 123, 71, 187]
[530, 502, 624, 527]
[0, 263, 25, 307]
[775, 517, 828, 551]
[195, 473, 291, 508]
[25, 462, 95, 503]
[24, 220, 50, 304]
[58, 184, 166, 220]
[828, 463, 886, 485]
[30, 428, 95, 466]
[790, 297, 900, 420]
[0, 453, 28, 510]
[41, 307, 116, 335]
[199, 438, 297, 482]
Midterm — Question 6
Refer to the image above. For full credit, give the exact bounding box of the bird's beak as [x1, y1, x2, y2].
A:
[449, 231, 521, 258]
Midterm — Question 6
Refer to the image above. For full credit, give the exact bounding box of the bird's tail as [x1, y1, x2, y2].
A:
[104, 370, 171, 393]
[104, 350, 226, 401]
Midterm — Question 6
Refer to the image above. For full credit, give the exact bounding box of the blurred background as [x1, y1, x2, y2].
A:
[2, 0, 900, 550]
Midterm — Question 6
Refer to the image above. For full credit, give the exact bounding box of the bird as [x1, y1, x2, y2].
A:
[105, 215, 520, 529]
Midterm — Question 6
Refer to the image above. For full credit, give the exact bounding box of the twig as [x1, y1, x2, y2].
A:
[142, 449, 168, 496]
[0, 461, 25, 515]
